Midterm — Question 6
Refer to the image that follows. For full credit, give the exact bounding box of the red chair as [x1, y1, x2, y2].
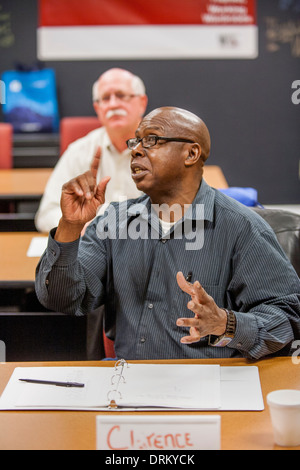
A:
[59, 116, 101, 155]
[0, 122, 13, 169]
[103, 331, 116, 358]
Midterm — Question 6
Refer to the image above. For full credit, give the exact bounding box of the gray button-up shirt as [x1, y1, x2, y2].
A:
[35, 180, 300, 360]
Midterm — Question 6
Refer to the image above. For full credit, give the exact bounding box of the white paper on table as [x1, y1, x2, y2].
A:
[0, 364, 221, 411]
[26, 237, 48, 257]
[220, 366, 264, 410]
[0, 364, 264, 411]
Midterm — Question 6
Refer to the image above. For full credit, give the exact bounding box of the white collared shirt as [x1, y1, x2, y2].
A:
[35, 127, 142, 232]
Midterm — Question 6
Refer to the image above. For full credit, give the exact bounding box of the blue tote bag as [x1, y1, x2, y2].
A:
[1, 67, 59, 133]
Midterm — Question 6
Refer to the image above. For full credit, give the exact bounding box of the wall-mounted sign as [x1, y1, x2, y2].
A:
[37, 0, 258, 60]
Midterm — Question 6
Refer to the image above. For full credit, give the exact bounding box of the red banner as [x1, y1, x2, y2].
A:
[39, 0, 256, 26]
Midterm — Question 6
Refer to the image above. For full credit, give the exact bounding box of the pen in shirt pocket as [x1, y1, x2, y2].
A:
[185, 271, 193, 283]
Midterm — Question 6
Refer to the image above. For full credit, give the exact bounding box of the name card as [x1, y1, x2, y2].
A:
[96, 415, 221, 450]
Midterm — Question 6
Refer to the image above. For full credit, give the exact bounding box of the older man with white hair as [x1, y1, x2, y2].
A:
[35, 68, 148, 233]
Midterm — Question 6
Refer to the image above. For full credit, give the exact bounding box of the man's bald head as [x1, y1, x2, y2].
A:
[141, 107, 211, 162]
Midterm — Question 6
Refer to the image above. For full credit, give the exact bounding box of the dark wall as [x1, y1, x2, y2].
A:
[0, 0, 299, 204]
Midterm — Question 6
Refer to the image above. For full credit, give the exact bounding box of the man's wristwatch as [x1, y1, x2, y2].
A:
[209, 309, 236, 347]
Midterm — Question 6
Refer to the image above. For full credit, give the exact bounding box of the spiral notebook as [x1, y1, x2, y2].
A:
[0, 361, 264, 411]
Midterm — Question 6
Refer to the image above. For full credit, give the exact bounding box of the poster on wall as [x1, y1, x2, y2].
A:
[37, 0, 257, 60]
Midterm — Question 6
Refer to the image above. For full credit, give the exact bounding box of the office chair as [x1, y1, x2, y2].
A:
[59, 116, 101, 155]
[86, 306, 116, 360]
[253, 207, 300, 352]
[252, 207, 300, 277]
[103, 330, 116, 359]
[0, 122, 13, 169]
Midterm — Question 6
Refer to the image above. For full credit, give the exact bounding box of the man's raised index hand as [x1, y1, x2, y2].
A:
[90, 146, 102, 179]
[57, 145, 110, 239]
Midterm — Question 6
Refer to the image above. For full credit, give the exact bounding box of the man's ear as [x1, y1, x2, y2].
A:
[140, 95, 148, 115]
[184, 143, 202, 167]
[93, 101, 100, 117]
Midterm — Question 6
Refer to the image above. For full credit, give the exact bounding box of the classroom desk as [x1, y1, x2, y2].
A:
[0, 232, 46, 289]
[0, 231, 87, 361]
[0, 357, 299, 450]
[0, 166, 228, 200]
[0, 168, 52, 231]
[0, 168, 52, 201]
[0, 166, 227, 231]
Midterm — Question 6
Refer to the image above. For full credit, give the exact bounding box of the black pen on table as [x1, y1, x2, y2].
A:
[19, 379, 85, 388]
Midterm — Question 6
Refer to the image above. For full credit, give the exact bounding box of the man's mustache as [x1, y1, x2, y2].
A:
[105, 109, 128, 119]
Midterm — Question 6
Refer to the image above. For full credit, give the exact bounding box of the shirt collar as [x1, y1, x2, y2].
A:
[186, 179, 215, 222]
[126, 178, 215, 223]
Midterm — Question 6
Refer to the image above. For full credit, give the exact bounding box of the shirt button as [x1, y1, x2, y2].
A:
[140, 337, 146, 343]
[161, 239, 167, 244]
[148, 303, 153, 309]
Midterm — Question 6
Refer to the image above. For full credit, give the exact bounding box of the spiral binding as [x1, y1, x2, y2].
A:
[107, 359, 129, 408]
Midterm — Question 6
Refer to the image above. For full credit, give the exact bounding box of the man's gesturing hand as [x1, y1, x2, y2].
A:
[55, 147, 110, 242]
[176, 271, 227, 343]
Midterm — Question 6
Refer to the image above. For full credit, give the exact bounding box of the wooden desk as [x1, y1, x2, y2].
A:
[0, 166, 227, 197]
[0, 169, 52, 231]
[0, 357, 299, 450]
[203, 165, 228, 189]
[0, 232, 46, 288]
[0, 235, 87, 362]
[0, 168, 52, 201]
